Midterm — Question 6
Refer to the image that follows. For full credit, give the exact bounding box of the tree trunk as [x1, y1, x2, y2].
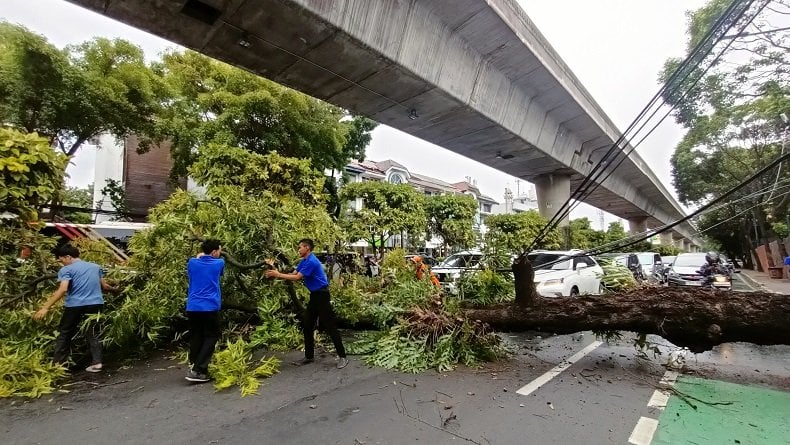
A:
[463, 287, 790, 353]
[512, 255, 539, 307]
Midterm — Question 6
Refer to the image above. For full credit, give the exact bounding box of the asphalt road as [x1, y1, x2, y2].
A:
[2, 273, 783, 445]
[3, 326, 788, 445]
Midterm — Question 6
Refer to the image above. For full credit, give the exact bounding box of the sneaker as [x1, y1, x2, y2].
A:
[291, 357, 314, 366]
[85, 364, 103, 373]
[337, 357, 349, 369]
[185, 370, 210, 383]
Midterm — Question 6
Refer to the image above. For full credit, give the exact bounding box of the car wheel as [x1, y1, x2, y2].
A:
[570, 286, 579, 297]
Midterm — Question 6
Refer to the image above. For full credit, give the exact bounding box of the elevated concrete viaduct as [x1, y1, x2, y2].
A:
[67, 0, 701, 248]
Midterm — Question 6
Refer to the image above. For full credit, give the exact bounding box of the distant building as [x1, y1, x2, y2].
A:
[92, 134, 185, 223]
[343, 159, 498, 249]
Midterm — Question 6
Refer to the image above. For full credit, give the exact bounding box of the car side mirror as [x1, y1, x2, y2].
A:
[575, 263, 588, 270]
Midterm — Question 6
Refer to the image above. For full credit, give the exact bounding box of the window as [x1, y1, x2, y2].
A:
[389, 173, 405, 184]
[482, 203, 492, 213]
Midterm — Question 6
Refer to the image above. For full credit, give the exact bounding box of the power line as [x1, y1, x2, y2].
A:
[529, 0, 768, 250]
[557, 0, 771, 240]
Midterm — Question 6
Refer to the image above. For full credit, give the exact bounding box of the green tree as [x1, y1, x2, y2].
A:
[0, 23, 162, 156]
[604, 221, 628, 246]
[0, 128, 68, 222]
[339, 181, 426, 256]
[61, 184, 93, 223]
[569, 217, 606, 249]
[151, 50, 376, 179]
[484, 210, 561, 255]
[661, 1, 789, 262]
[425, 194, 477, 253]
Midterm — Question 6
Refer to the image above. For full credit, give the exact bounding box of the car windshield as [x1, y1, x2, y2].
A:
[673, 254, 706, 267]
[613, 255, 628, 266]
[440, 254, 481, 268]
[528, 253, 573, 271]
[637, 254, 655, 265]
[662, 256, 676, 264]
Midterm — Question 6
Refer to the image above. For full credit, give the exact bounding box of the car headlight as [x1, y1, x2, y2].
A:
[667, 271, 679, 278]
[539, 278, 564, 287]
[714, 276, 729, 282]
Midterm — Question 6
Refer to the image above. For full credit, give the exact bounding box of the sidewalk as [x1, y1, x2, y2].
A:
[740, 269, 790, 294]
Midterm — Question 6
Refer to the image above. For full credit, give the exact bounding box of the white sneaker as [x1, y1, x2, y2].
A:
[85, 364, 103, 373]
[337, 357, 349, 369]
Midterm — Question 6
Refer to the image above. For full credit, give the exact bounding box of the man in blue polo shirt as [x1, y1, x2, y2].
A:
[266, 238, 348, 369]
[185, 239, 225, 383]
[34, 243, 118, 372]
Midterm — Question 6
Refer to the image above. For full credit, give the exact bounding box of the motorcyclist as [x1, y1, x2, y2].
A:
[698, 251, 729, 288]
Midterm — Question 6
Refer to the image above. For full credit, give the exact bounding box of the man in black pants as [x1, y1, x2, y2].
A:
[266, 238, 348, 369]
[33, 243, 118, 372]
[185, 239, 225, 382]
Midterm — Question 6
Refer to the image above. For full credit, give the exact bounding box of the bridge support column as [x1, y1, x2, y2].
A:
[628, 217, 648, 235]
[534, 173, 571, 248]
[660, 232, 674, 246]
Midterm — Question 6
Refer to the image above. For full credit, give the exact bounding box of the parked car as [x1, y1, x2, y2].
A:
[636, 252, 664, 282]
[528, 250, 604, 297]
[598, 252, 645, 281]
[432, 250, 484, 293]
[660, 255, 676, 282]
[405, 254, 438, 266]
[666, 252, 732, 290]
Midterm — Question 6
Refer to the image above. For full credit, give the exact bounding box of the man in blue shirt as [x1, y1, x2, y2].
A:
[266, 238, 348, 369]
[33, 243, 118, 372]
[185, 239, 225, 383]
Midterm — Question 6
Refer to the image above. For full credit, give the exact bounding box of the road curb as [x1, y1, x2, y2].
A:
[738, 271, 765, 291]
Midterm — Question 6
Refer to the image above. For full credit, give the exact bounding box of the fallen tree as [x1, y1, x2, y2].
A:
[463, 286, 790, 353]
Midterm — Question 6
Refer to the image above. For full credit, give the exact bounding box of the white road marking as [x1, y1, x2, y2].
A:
[628, 417, 659, 445]
[647, 389, 670, 409]
[516, 340, 603, 396]
[627, 370, 682, 444]
[659, 370, 679, 386]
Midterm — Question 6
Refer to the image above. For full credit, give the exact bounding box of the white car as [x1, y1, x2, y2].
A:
[527, 250, 604, 297]
[432, 250, 483, 294]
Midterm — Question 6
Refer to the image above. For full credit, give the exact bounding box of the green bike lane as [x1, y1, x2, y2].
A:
[651, 376, 790, 445]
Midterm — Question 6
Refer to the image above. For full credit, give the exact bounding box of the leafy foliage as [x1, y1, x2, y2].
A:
[339, 182, 427, 255]
[457, 269, 514, 306]
[425, 194, 478, 251]
[353, 309, 508, 373]
[208, 339, 280, 396]
[0, 344, 67, 398]
[0, 128, 68, 221]
[150, 50, 376, 178]
[661, 0, 790, 260]
[60, 184, 93, 223]
[484, 210, 561, 255]
[597, 258, 639, 292]
[0, 23, 162, 156]
[569, 217, 606, 249]
[98, 179, 130, 221]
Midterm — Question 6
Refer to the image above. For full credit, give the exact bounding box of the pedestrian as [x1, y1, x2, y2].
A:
[33, 243, 118, 372]
[265, 238, 348, 369]
[783, 254, 790, 279]
[185, 239, 225, 383]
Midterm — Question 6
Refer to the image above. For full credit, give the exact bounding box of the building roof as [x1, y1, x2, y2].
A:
[346, 159, 499, 204]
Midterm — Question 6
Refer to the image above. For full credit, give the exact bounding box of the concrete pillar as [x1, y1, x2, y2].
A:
[534, 173, 571, 248]
[660, 232, 674, 246]
[628, 217, 648, 235]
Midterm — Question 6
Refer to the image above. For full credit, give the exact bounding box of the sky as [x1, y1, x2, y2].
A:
[1, 0, 706, 229]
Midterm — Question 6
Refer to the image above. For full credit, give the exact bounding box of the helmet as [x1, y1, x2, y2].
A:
[705, 251, 719, 265]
